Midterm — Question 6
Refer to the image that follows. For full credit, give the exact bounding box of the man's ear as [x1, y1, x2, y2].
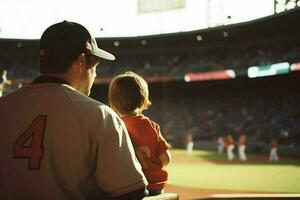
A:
[75, 53, 85, 72]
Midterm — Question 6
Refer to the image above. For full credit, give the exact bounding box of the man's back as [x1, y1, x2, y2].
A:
[0, 82, 146, 199]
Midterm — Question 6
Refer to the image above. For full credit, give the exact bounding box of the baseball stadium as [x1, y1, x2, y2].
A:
[1, 0, 300, 199]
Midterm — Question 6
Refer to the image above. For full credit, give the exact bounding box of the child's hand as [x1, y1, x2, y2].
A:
[136, 146, 151, 169]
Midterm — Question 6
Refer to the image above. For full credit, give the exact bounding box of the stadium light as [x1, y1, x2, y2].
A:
[222, 31, 229, 37]
[196, 35, 203, 41]
[113, 41, 120, 47]
[275, 0, 299, 13]
[141, 40, 147, 45]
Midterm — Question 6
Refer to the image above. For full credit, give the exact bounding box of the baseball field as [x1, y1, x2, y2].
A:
[164, 149, 300, 199]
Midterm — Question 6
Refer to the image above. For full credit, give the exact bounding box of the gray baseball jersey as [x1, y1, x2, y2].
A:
[0, 82, 147, 199]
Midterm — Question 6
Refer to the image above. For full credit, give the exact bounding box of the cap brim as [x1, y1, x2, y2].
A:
[90, 48, 115, 60]
[88, 37, 115, 60]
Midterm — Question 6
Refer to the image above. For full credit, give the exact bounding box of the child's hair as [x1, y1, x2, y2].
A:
[109, 71, 151, 116]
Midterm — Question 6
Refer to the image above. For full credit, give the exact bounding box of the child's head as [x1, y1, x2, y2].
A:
[109, 71, 151, 116]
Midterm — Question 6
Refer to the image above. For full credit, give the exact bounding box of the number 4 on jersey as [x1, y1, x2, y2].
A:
[13, 115, 47, 170]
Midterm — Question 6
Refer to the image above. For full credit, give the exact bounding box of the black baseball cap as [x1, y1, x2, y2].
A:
[39, 20, 115, 61]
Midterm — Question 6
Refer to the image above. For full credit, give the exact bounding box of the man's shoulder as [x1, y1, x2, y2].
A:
[65, 86, 100, 105]
[65, 88, 117, 118]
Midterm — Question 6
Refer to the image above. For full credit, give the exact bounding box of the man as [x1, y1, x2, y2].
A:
[0, 21, 148, 199]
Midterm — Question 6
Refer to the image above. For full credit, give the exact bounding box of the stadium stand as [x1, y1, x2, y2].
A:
[1, 8, 300, 82]
[1, 8, 300, 156]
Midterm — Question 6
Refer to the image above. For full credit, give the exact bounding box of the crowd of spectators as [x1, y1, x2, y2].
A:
[143, 82, 300, 148]
[1, 34, 300, 84]
[98, 42, 300, 78]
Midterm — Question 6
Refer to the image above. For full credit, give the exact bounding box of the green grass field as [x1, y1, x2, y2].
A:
[167, 149, 300, 193]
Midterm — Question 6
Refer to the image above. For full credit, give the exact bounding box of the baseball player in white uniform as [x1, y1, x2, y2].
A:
[0, 21, 148, 199]
[238, 134, 247, 161]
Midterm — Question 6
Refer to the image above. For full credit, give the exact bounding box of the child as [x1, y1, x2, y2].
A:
[109, 71, 171, 196]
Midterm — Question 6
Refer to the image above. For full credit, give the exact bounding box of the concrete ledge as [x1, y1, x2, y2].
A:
[143, 193, 179, 200]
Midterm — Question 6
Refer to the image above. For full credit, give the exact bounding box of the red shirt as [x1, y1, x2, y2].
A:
[239, 136, 246, 146]
[122, 114, 170, 190]
[271, 140, 278, 148]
